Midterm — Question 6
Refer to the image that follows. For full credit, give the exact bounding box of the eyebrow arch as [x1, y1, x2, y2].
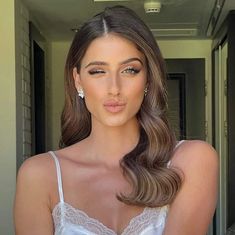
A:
[85, 61, 107, 68]
[84, 57, 143, 68]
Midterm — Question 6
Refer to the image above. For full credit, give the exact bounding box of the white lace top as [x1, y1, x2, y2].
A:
[49, 141, 184, 235]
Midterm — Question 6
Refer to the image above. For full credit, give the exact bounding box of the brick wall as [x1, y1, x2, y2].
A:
[20, 2, 32, 160]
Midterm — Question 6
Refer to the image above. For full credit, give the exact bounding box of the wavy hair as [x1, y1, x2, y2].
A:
[60, 5, 182, 207]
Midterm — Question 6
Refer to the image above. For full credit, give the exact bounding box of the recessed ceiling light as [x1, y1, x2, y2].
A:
[144, 0, 162, 13]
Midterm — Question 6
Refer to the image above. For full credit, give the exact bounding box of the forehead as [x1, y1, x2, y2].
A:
[81, 33, 145, 63]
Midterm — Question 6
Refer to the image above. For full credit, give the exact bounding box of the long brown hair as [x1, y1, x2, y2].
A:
[60, 5, 182, 207]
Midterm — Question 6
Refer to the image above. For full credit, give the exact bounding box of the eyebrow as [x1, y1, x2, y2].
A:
[84, 57, 144, 68]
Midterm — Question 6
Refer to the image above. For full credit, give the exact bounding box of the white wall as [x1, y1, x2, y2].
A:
[0, 0, 32, 233]
[0, 1, 16, 234]
[16, 0, 31, 167]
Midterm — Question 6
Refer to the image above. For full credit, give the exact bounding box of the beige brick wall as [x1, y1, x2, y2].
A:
[20, 2, 32, 160]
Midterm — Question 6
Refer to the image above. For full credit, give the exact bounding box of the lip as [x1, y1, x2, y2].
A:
[103, 100, 126, 113]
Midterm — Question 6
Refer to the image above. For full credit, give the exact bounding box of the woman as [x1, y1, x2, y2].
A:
[14, 5, 218, 235]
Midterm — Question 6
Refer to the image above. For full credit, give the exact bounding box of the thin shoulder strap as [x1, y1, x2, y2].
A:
[175, 140, 185, 149]
[167, 140, 185, 168]
[49, 151, 64, 203]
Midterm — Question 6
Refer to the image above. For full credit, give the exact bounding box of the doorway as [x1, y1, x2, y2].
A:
[166, 58, 206, 141]
[167, 73, 186, 140]
[212, 11, 235, 234]
[29, 23, 46, 155]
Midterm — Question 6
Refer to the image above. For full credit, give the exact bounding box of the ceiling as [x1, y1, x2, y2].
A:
[21, 0, 235, 41]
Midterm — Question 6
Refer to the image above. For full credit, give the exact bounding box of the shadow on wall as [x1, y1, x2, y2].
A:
[166, 58, 205, 141]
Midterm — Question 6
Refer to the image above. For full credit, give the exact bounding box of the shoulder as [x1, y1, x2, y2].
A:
[171, 140, 218, 175]
[18, 152, 54, 179]
[164, 141, 218, 234]
[14, 153, 56, 234]
[16, 152, 56, 195]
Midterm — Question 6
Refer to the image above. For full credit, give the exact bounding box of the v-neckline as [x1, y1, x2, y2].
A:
[52, 201, 166, 235]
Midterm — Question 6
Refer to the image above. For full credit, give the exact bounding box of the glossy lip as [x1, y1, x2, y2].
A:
[103, 100, 126, 113]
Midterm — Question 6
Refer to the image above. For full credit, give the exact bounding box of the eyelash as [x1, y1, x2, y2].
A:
[122, 67, 140, 74]
[88, 67, 140, 75]
[88, 69, 105, 75]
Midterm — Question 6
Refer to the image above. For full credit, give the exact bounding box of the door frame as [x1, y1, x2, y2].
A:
[212, 10, 235, 233]
[167, 73, 186, 140]
[29, 22, 46, 155]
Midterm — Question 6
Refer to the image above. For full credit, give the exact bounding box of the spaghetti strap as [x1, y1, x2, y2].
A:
[167, 140, 185, 168]
[175, 140, 185, 149]
[49, 151, 64, 203]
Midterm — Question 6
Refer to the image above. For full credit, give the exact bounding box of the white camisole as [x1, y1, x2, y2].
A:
[49, 140, 184, 235]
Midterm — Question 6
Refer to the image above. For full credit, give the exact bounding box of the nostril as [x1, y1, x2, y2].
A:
[108, 88, 121, 96]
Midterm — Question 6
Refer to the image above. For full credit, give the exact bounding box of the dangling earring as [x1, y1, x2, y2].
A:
[78, 89, 84, 99]
[144, 87, 148, 96]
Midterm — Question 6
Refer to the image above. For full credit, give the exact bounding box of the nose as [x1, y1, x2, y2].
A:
[108, 72, 121, 96]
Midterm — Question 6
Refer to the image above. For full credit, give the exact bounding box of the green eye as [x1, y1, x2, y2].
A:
[123, 67, 140, 74]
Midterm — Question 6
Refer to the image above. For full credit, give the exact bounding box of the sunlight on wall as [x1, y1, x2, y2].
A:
[0, 1, 16, 234]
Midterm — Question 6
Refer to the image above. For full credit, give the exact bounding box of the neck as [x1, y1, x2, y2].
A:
[85, 118, 140, 167]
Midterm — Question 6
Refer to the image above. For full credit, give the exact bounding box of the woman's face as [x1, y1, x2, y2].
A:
[73, 33, 147, 128]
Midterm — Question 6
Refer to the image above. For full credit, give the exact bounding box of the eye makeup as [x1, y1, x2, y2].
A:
[122, 66, 140, 74]
[85, 57, 144, 76]
[88, 69, 105, 75]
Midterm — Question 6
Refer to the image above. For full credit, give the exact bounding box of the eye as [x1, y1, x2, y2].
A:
[88, 69, 105, 75]
[122, 66, 140, 74]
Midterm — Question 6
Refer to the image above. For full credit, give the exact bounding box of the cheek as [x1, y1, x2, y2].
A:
[82, 80, 104, 98]
[82, 83, 104, 112]
[128, 82, 146, 107]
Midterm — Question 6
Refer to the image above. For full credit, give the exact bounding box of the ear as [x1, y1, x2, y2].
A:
[73, 67, 82, 92]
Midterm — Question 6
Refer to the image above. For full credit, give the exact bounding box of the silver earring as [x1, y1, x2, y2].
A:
[78, 89, 84, 99]
[144, 87, 148, 96]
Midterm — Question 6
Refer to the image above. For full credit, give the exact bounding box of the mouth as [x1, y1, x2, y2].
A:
[103, 101, 126, 113]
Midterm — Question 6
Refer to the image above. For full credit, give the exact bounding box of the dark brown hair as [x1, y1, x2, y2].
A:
[60, 5, 182, 207]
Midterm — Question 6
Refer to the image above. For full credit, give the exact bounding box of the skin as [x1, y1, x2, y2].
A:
[14, 34, 218, 235]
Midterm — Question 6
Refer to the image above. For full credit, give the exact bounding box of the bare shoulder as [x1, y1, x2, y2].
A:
[172, 140, 218, 174]
[14, 153, 55, 234]
[15, 152, 56, 207]
[17, 152, 54, 185]
[164, 140, 219, 235]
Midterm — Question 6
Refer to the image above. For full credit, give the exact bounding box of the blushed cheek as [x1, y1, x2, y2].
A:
[83, 90, 102, 115]
[131, 90, 145, 112]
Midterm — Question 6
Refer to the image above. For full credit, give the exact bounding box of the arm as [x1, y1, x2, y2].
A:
[164, 140, 218, 235]
[14, 155, 54, 235]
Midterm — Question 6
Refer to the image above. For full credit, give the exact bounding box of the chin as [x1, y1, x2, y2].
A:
[103, 118, 128, 127]
[92, 111, 138, 128]
[102, 114, 138, 128]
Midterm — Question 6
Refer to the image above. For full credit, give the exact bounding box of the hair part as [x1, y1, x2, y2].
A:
[60, 5, 182, 207]
[102, 18, 108, 34]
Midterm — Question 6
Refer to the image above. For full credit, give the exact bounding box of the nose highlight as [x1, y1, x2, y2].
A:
[108, 72, 121, 96]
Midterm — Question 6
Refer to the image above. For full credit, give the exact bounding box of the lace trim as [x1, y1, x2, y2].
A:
[52, 202, 168, 235]
[121, 206, 168, 235]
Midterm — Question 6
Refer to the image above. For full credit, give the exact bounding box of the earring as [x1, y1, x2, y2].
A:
[78, 89, 84, 99]
[144, 87, 148, 96]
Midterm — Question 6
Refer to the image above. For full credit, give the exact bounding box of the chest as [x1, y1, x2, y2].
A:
[50, 155, 169, 234]
[52, 202, 168, 235]
[52, 163, 143, 231]
[63, 170, 143, 231]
